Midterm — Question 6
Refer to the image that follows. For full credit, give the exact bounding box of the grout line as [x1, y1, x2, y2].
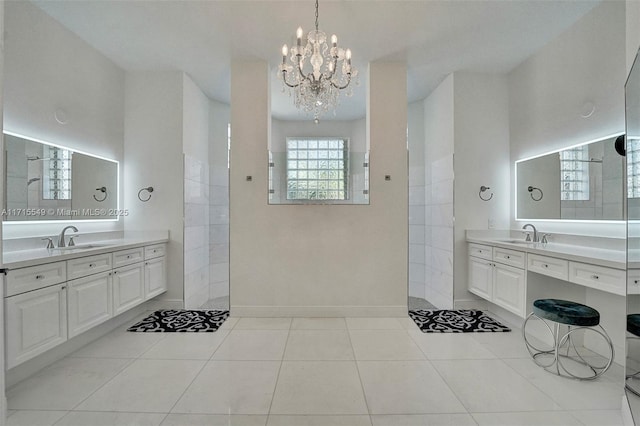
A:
[346, 323, 373, 417]
[165, 359, 211, 415]
[265, 320, 291, 419]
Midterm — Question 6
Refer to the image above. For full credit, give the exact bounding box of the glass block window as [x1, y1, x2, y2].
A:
[560, 145, 590, 201]
[286, 138, 349, 201]
[629, 138, 640, 198]
[42, 146, 72, 200]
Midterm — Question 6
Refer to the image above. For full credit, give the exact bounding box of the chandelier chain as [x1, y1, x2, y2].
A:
[315, 0, 319, 31]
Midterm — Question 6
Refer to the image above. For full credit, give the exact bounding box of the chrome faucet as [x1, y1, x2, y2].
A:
[522, 223, 538, 242]
[58, 225, 78, 248]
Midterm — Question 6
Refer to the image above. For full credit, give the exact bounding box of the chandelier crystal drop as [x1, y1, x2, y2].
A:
[278, 0, 358, 122]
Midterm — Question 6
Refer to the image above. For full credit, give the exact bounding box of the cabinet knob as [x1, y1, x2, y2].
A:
[127, 255, 131, 259]
[635, 280, 639, 284]
[543, 264, 549, 268]
[61, 286, 66, 290]
[592, 275, 599, 280]
[89, 263, 95, 268]
[505, 255, 510, 259]
[35, 274, 44, 279]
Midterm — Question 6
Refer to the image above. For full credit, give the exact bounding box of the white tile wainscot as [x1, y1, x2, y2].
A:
[3, 235, 168, 369]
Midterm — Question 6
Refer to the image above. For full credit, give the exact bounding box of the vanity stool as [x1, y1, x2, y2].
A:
[522, 299, 614, 380]
[626, 314, 640, 396]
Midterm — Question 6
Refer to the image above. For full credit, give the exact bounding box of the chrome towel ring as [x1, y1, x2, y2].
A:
[479, 185, 493, 201]
[528, 186, 543, 201]
[93, 187, 108, 202]
[138, 186, 154, 202]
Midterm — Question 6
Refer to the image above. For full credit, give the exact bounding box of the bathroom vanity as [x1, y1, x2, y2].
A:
[2, 235, 168, 368]
[467, 233, 625, 319]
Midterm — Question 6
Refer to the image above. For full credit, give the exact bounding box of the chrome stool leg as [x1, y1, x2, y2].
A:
[523, 313, 614, 380]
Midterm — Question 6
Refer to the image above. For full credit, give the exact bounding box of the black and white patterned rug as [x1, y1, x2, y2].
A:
[127, 310, 229, 332]
[409, 309, 511, 333]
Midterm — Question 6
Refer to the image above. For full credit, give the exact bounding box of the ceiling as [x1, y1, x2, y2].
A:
[33, 0, 599, 121]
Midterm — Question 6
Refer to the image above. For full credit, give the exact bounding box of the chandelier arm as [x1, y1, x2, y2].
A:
[296, 56, 310, 81]
[323, 57, 339, 80]
[330, 73, 352, 90]
[281, 70, 301, 88]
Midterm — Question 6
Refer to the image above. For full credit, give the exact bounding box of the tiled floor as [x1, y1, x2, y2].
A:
[6, 313, 626, 426]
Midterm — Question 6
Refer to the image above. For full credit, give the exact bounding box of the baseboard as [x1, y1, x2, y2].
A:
[146, 298, 184, 310]
[454, 298, 488, 311]
[6, 301, 156, 388]
[230, 305, 408, 317]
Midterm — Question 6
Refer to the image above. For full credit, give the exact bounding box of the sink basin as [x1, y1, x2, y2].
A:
[497, 239, 532, 245]
[52, 244, 111, 251]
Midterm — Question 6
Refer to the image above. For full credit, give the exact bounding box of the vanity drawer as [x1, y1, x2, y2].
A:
[527, 254, 569, 281]
[113, 247, 144, 268]
[569, 262, 626, 296]
[469, 243, 492, 261]
[629, 269, 640, 295]
[145, 244, 166, 260]
[67, 253, 112, 280]
[493, 247, 526, 269]
[6, 262, 67, 297]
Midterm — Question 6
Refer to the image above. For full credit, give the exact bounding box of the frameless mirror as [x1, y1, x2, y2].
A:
[627, 49, 640, 418]
[515, 134, 625, 221]
[4, 132, 118, 221]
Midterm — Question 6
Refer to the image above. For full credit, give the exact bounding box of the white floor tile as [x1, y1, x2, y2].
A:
[71, 329, 166, 358]
[217, 316, 239, 331]
[161, 414, 267, 426]
[349, 330, 425, 360]
[371, 414, 477, 426]
[55, 411, 166, 426]
[291, 318, 348, 330]
[346, 318, 404, 330]
[397, 318, 421, 330]
[140, 331, 229, 360]
[234, 318, 292, 330]
[211, 330, 288, 360]
[76, 359, 205, 413]
[431, 359, 559, 413]
[569, 409, 625, 426]
[470, 331, 533, 359]
[357, 361, 466, 415]
[172, 361, 280, 414]
[6, 410, 67, 426]
[408, 331, 496, 360]
[284, 330, 354, 360]
[267, 415, 372, 426]
[503, 358, 624, 410]
[471, 411, 581, 426]
[270, 361, 368, 415]
[7, 357, 131, 410]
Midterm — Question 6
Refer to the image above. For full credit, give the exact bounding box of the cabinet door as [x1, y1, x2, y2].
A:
[6, 284, 67, 369]
[67, 271, 113, 338]
[493, 263, 526, 318]
[145, 257, 167, 300]
[468, 256, 493, 300]
[113, 263, 145, 315]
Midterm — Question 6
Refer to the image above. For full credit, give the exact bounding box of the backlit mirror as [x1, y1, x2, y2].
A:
[4, 132, 118, 221]
[515, 134, 625, 221]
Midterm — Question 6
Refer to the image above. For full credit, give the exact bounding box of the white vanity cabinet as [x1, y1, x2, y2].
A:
[5, 283, 67, 369]
[113, 262, 145, 315]
[468, 243, 526, 317]
[4, 241, 167, 368]
[67, 271, 113, 338]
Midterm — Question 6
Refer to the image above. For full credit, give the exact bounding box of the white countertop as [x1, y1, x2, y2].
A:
[2, 233, 169, 269]
[467, 236, 625, 270]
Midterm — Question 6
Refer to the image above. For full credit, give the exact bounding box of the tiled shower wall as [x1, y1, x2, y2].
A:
[408, 166, 426, 300]
[426, 155, 454, 309]
[209, 160, 229, 304]
[183, 155, 210, 309]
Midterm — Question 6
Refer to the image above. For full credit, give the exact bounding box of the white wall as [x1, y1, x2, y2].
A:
[124, 72, 184, 304]
[509, 1, 626, 238]
[3, 1, 124, 238]
[230, 61, 407, 316]
[627, 0, 640, 75]
[0, 0, 7, 420]
[453, 72, 511, 304]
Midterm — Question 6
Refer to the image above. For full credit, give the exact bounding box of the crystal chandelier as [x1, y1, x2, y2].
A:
[278, 0, 358, 123]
